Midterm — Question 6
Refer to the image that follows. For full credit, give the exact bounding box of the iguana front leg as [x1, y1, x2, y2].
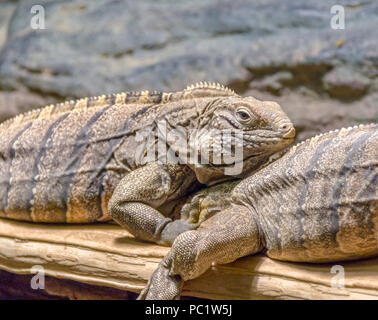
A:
[108, 163, 200, 246]
[138, 204, 262, 299]
[178, 179, 239, 225]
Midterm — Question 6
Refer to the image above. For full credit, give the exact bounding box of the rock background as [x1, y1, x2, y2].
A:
[0, 0, 377, 140]
[0, 0, 377, 300]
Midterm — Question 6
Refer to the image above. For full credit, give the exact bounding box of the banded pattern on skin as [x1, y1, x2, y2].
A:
[0, 92, 162, 222]
[8, 114, 69, 222]
[0, 82, 294, 224]
[0, 84, 236, 222]
[0, 100, 160, 223]
[30, 106, 109, 222]
[235, 124, 378, 262]
[0, 122, 33, 219]
[0, 91, 164, 218]
[65, 102, 156, 223]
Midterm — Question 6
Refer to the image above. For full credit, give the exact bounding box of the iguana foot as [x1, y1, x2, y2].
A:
[139, 205, 262, 300]
[138, 256, 183, 300]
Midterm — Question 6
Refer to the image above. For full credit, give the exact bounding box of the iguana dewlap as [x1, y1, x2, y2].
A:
[139, 124, 378, 299]
[0, 82, 294, 245]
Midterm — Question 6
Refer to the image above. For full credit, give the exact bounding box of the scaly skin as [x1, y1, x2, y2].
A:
[170, 150, 288, 226]
[139, 123, 378, 299]
[0, 82, 295, 246]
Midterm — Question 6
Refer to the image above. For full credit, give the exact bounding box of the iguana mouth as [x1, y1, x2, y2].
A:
[243, 130, 295, 141]
[237, 133, 294, 149]
[205, 147, 281, 170]
[201, 132, 294, 170]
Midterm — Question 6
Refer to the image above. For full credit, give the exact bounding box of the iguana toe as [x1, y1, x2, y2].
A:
[138, 257, 183, 300]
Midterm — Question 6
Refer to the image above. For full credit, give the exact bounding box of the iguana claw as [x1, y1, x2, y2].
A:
[138, 256, 183, 300]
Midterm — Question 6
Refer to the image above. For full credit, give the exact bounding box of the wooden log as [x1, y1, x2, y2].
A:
[0, 219, 377, 300]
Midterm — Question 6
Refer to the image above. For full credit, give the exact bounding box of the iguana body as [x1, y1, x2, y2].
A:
[139, 123, 378, 299]
[172, 150, 287, 226]
[0, 82, 295, 245]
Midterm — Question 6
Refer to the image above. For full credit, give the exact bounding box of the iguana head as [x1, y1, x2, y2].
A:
[188, 92, 295, 184]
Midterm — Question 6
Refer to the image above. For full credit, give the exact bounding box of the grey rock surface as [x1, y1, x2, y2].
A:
[0, 1, 17, 50]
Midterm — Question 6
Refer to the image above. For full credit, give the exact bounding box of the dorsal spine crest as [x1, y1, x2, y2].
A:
[185, 81, 237, 96]
[0, 83, 238, 130]
[289, 123, 377, 154]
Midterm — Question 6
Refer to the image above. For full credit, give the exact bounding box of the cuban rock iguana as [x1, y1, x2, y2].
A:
[139, 123, 378, 299]
[0, 82, 295, 246]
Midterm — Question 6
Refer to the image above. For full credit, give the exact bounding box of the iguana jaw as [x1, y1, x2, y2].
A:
[188, 124, 295, 185]
[190, 148, 290, 185]
[241, 129, 295, 152]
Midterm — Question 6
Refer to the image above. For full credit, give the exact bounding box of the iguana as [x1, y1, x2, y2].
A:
[138, 123, 378, 299]
[0, 82, 295, 246]
[170, 149, 287, 227]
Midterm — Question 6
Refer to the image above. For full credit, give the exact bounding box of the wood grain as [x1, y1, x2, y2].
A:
[0, 219, 377, 300]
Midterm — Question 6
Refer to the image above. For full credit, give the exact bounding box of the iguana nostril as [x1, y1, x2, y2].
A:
[280, 124, 296, 138]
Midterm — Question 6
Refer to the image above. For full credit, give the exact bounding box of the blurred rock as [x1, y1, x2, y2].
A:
[0, 1, 17, 50]
[0, 0, 376, 133]
[249, 72, 294, 95]
[0, 0, 377, 95]
[323, 65, 371, 100]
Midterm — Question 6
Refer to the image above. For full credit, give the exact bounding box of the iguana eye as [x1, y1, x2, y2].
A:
[235, 107, 255, 125]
